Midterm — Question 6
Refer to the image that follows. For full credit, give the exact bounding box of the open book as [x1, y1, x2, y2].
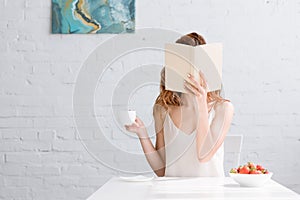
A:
[164, 43, 223, 93]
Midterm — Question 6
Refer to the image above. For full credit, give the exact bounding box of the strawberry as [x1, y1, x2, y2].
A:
[256, 164, 264, 171]
[239, 165, 250, 174]
[230, 168, 238, 173]
[248, 162, 256, 170]
[250, 169, 262, 174]
[230, 162, 271, 175]
[237, 165, 242, 173]
[263, 169, 269, 174]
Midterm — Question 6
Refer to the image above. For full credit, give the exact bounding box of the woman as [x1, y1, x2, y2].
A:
[125, 32, 234, 177]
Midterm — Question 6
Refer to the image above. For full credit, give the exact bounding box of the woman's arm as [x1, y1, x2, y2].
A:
[138, 128, 165, 176]
[197, 101, 234, 162]
[125, 106, 166, 177]
[184, 72, 234, 163]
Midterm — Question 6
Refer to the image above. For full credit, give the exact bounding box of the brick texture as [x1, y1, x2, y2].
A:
[1, 0, 300, 199]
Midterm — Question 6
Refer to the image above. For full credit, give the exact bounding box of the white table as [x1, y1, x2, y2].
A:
[87, 176, 300, 200]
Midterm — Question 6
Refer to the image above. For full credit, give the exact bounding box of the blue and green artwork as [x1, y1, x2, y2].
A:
[52, 0, 135, 34]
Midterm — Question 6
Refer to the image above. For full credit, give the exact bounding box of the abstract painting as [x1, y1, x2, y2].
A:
[52, 0, 135, 34]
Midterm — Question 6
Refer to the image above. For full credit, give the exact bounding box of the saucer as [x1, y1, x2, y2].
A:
[119, 175, 154, 182]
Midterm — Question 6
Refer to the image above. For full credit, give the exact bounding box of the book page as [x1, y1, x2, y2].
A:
[164, 42, 223, 93]
[165, 43, 198, 93]
[193, 43, 223, 92]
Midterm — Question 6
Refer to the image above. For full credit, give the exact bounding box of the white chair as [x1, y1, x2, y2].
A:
[223, 135, 243, 176]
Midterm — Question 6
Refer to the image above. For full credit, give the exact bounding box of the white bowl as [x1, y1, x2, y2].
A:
[229, 172, 273, 187]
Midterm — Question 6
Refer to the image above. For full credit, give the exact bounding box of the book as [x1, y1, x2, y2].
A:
[164, 42, 223, 93]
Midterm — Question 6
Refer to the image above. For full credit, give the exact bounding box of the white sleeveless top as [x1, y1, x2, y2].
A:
[164, 108, 225, 177]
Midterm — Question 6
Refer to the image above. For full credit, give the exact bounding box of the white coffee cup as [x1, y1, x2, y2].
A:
[117, 110, 136, 126]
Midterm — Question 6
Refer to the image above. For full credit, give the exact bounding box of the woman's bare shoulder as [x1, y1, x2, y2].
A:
[214, 100, 234, 113]
[153, 104, 168, 133]
[153, 104, 168, 120]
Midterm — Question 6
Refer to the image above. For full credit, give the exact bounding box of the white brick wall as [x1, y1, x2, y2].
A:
[1, 0, 300, 199]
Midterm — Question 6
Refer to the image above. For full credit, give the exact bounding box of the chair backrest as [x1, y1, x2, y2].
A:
[223, 135, 243, 176]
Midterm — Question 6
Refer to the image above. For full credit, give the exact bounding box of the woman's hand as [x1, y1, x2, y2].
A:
[124, 117, 148, 138]
[184, 71, 208, 111]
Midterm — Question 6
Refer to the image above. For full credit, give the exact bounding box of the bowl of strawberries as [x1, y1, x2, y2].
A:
[229, 162, 273, 187]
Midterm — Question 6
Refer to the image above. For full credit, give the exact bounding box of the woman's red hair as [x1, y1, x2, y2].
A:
[154, 32, 229, 111]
